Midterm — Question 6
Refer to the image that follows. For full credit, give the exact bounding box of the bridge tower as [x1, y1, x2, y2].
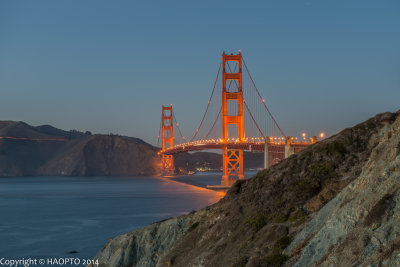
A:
[222, 52, 244, 185]
[161, 105, 175, 175]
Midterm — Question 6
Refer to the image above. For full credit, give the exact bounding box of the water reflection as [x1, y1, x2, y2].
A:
[0, 175, 223, 259]
[158, 176, 227, 199]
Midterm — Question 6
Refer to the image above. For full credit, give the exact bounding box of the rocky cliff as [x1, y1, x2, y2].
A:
[93, 110, 400, 266]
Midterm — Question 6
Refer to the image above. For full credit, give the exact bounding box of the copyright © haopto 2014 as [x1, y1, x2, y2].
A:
[0, 257, 99, 267]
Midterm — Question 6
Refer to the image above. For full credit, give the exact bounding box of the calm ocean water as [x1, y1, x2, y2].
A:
[0, 175, 225, 260]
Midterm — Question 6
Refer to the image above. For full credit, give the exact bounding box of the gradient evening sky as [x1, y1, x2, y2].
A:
[0, 0, 399, 145]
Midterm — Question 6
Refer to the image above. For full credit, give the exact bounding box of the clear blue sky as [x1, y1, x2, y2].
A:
[0, 0, 399, 145]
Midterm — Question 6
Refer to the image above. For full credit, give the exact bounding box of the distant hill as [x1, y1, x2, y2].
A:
[36, 135, 160, 176]
[0, 121, 159, 177]
[0, 121, 264, 177]
[0, 121, 88, 139]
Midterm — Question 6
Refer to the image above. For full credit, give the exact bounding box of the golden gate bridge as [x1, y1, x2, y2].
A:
[158, 52, 318, 188]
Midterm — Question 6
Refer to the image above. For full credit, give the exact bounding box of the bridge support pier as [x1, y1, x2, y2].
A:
[221, 52, 245, 186]
[222, 148, 244, 186]
[161, 105, 175, 176]
[162, 154, 174, 175]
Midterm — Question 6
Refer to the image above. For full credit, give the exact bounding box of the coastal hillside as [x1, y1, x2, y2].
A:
[93, 110, 400, 266]
[36, 135, 160, 176]
[0, 121, 159, 176]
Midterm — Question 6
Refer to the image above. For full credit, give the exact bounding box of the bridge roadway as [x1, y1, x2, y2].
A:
[162, 141, 312, 155]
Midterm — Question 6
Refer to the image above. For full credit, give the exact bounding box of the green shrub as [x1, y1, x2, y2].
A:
[327, 141, 347, 157]
[246, 213, 268, 232]
[273, 236, 292, 253]
[249, 193, 256, 201]
[236, 256, 249, 267]
[292, 180, 320, 197]
[239, 242, 248, 252]
[263, 254, 289, 266]
[308, 160, 335, 177]
[269, 212, 289, 223]
[288, 209, 307, 225]
[231, 179, 245, 193]
[188, 222, 199, 231]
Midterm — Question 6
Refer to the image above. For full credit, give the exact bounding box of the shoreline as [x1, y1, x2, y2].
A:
[158, 171, 259, 193]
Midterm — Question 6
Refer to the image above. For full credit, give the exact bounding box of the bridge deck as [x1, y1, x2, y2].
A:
[161, 141, 312, 155]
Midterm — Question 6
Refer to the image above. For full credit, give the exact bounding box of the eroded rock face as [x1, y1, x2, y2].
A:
[285, 112, 400, 266]
[93, 111, 400, 267]
[93, 216, 195, 267]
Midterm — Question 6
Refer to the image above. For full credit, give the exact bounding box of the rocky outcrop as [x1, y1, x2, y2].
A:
[93, 110, 400, 266]
[285, 111, 400, 266]
[94, 216, 194, 267]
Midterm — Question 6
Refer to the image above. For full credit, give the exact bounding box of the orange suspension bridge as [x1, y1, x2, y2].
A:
[158, 52, 319, 188]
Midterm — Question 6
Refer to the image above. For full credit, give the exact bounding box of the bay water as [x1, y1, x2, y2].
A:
[0, 175, 225, 260]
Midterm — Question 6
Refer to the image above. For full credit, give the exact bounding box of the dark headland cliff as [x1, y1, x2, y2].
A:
[0, 121, 159, 176]
[93, 110, 400, 266]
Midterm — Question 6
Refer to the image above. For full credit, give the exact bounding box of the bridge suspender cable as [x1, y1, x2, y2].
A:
[242, 57, 286, 138]
[225, 60, 266, 140]
[190, 61, 222, 142]
[172, 110, 186, 143]
[243, 100, 267, 140]
[157, 113, 163, 147]
[201, 62, 238, 141]
[204, 107, 222, 140]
